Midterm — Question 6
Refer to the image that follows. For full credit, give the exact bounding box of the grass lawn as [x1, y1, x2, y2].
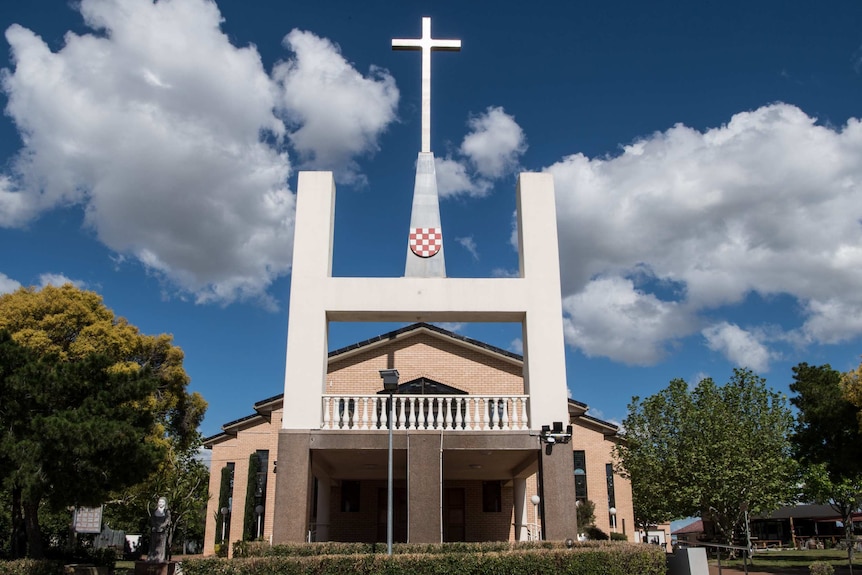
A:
[711, 548, 860, 572]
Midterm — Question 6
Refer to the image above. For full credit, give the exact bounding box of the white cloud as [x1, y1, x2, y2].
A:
[702, 322, 773, 372]
[435, 322, 465, 333]
[509, 337, 523, 355]
[0, 0, 400, 307]
[0, 272, 21, 294]
[38, 273, 86, 289]
[561, 276, 694, 365]
[435, 157, 489, 198]
[273, 29, 398, 185]
[0, 0, 294, 306]
[548, 104, 862, 364]
[460, 106, 527, 179]
[456, 236, 479, 260]
[436, 107, 526, 198]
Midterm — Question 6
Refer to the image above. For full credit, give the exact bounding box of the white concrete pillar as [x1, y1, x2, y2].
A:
[513, 477, 528, 541]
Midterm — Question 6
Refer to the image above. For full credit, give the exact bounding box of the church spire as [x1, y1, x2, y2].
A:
[392, 17, 460, 278]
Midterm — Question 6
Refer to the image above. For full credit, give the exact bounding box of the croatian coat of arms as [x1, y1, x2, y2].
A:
[409, 227, 442, 258]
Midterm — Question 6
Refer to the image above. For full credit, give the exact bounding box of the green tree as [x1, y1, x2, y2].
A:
[576, 499, 596, 530]
[790, 363, 862, 572]
[0, 331, 164, 558]
[215, 465, 233, 549]
[104, 444, 210, 559]
[613, 378, 690, 534]
[842, 359, 862, 432]
[0, 285, 207, 558]
[243, 453, 262, 541]
[615, 369, 795, 544]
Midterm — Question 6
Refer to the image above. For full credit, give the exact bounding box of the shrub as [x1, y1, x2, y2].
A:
[610, 532, 628, 541]
[585, 526, 609, 540]
[183, 543, 666, 575]
[0, 559, 62, 575]
[809, 561, 834, 575]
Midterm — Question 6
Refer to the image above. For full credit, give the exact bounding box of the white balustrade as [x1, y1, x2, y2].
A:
[321, 394, 529, 431]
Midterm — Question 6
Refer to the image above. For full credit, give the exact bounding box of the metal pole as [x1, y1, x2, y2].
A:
[387, 392, 394, 555]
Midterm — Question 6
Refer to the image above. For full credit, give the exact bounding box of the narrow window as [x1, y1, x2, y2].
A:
[605, 463, 616, 509]
[573, 451, 587, 502]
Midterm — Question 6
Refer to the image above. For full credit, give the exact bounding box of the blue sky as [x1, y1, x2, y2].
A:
[2, 0, 862, 438]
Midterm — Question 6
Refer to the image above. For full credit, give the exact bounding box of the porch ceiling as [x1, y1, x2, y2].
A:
[311, 448, 538, 481]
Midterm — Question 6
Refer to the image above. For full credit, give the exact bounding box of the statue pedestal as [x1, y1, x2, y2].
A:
[134, 561, 177, 575]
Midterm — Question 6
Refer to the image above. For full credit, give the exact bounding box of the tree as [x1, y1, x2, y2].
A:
[614, 378, 690, 535]
[615, 369, 796, 544]
[105, 444, 209, 559]
[843, 359, 862, 432]
[243, 453, 262, 541]
[0, 285, 207, 557]
[576, 499, 596, 531]
[0, 331, 164, 558]
[790, 363, 862, 572]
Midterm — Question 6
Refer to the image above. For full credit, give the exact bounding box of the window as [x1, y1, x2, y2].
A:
[482, 481, 502, 512]
[341, 480, 361, 512]
[573, 451, 587, 502]
[606, 463, 616, 509]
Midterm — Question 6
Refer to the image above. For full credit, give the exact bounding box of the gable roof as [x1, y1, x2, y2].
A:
[328, 322, 523, 367]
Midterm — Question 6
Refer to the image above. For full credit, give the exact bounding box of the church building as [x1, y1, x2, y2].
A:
[202, 322, 634, 554]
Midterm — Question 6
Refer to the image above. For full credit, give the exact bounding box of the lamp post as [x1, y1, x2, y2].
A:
[609, 507, 617, 533]
[379, 369, 400, 556]
[220, 506, 228, 544]
[530, 495, 541, 541]
[255, 505, 264, 540]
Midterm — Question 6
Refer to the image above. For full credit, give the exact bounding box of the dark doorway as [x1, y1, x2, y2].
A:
[376, 488, 408, 543]
[443, 488, 466, 542]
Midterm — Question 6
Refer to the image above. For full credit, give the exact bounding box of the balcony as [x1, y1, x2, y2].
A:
[321, 394, 529, 431]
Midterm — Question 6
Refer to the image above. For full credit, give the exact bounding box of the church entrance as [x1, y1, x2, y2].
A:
[376, 487, 407, 543]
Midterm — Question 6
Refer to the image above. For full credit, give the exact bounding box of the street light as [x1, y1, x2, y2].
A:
[379, 369, 399, 556]
[609, 507, 617, 532]
[254, 505, 264, 540]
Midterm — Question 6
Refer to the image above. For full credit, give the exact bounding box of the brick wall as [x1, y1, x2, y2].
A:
[327, 332, 523, 397]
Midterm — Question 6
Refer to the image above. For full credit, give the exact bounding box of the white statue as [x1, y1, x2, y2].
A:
[147, 497, 171, 562]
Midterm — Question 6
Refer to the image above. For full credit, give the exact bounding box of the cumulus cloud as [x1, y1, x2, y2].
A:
[702, 322, 773, 372]
[0, 0, 398, 306]
[461, 106, 527, 179]
[435, 157, 488, 198]
[437, 106, 526, 198]
[561, 276, 693, 365]
[273, 29, 398, 185]
[548, 104, 862, 365]
[38, 273, 86, 289]
[0, 272, 21, 294]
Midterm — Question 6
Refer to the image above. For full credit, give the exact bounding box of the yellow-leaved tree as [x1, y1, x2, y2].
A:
[0, 284, 206, 558]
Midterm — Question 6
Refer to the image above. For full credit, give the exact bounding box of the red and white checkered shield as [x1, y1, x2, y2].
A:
[409, 227, 442, 258]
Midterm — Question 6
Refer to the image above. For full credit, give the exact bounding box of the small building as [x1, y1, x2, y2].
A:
[203, 322, 635, 554]
[751, 504, 862, 549]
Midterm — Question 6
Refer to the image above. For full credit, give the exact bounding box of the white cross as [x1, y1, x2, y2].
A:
[392, 17, 461, 154]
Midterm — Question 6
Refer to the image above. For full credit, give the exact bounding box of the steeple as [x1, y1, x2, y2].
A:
[392, 17, 460, 278]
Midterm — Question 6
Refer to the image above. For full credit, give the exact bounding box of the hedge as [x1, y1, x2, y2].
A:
[184, 543, 666, 575]
[0, 560, 63, 575]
